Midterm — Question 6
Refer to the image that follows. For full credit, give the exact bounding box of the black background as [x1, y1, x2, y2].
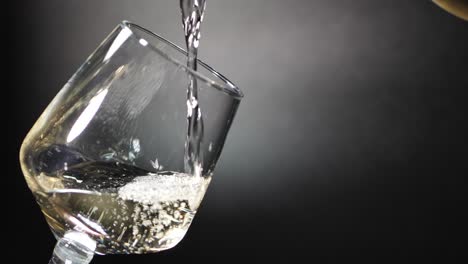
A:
[8, 0, 467, 262]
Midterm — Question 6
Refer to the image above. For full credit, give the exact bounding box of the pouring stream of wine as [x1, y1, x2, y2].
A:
[180, 0, 207, 177]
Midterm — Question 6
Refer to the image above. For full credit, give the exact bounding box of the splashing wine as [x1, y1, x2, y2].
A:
[180, 0, 206, 177]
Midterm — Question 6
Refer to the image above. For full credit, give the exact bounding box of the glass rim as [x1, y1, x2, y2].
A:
[121, 21, 243, 99]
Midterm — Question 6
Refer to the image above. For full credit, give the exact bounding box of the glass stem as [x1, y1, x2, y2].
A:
[48, 231, 96, 264]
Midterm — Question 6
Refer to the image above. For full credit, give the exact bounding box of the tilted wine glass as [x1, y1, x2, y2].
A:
[20, 21, 243, 263]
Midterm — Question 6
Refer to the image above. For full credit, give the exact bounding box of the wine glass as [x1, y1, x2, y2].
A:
[19, 21, 243, 263]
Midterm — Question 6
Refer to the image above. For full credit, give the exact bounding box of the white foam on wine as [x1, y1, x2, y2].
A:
[117, 173, 210, 210]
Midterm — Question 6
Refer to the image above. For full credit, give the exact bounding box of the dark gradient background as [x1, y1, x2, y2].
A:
[8, 0, 467, 262]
